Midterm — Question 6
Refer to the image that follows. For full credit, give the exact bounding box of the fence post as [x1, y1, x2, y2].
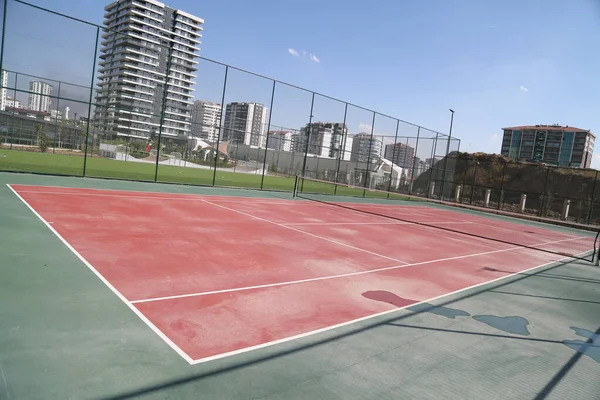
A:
[53, 82, 62, 153]
[299, 92, 315, 192]
[470, 161, 479, 204]
[439, 110, 455, 200]
[0, 0, 7, 75]
[561, 199, 571, 221]
[426, 132, 439, 198]
[520, 194, 527, 213]
[260, 80, 276, 190]
[362, 112, 377, 197]
[153, 42, 175, 183]
[211, 66, 228, 186]
[454, 185, 461, 202]
[538, 166, 551, 217]
[386, 119, 401, 198]
[497, 162, 507, 210]
[82, 27, 100, 177]
[587, 170, 599, 225]
[334, 103, 349, 195]
[408, 127, 421, 195]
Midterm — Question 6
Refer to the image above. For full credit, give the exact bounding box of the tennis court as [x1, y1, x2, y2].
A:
[1, 172, 599, 399]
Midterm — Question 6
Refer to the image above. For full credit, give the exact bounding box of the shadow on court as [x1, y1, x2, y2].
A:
[97, 257, 600, 400]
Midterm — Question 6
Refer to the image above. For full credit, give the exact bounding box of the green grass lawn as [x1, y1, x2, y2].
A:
[0, 148, 410, 201]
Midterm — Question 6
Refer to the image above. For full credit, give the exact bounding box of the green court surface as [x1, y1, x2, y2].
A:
[0, 171, 599, 400]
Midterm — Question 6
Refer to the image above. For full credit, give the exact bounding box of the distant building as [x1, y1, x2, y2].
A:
[501, 124, 595, 168]
[28, 81, 53, 112]
[50, 109, 63, 120]
[412, 157, 428, 177]
[5, 97, 21, 109]
[342, 135, 353, 161]
[350, 133, 383, 163]
[266, 130, 293, 152]
[1, 71, 7, 111]
[384, 142, 415, 171]
[223, 102, 268, 147]
[190, 100, 222, 142]
[293, 122, 348, 158]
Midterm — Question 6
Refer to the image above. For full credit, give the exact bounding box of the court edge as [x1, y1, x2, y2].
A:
[6, 183, 594, 367]
[6, 183, 196, 365]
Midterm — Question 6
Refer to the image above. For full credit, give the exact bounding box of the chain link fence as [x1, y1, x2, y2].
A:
[0, 0, 459, 193]
[414, 153, 600, 226]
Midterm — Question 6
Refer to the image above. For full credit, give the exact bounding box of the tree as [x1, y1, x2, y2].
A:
[36, 124, 51, 153]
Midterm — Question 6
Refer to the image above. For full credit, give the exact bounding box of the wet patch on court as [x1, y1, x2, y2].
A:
[361, 290, 414, 308]
[562, 327, 600, 364]
[472, 315, 530, 336]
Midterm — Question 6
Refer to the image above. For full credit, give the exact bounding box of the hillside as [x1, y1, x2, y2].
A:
[411, 152, 599, 223]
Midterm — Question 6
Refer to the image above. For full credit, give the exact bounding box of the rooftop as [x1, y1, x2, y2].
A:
[503, 124, 594, 137]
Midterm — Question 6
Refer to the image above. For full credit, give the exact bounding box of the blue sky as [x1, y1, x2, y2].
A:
[3, 0, 600, 166]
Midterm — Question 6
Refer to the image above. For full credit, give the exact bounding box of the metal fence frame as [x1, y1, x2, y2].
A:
[0, 0, 460, 193]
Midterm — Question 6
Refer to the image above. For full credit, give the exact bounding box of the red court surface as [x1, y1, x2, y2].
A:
[8, 184, 596, 364]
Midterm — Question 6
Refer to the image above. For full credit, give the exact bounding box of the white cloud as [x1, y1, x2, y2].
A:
[519, 85, 528, 92]
[288, 48, 320, 63]
[490, 134, 499, 142]
[358, 123, 373, 133]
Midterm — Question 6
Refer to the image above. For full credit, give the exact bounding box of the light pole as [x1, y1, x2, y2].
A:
[440, 108, 454, 200]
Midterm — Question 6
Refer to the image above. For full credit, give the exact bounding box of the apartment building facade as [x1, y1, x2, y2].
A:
[384, 142, 415, 170]
[266, 130, 293, 152]
[222, 102, 268, 147]
[28, 81, 53, 112]
[500, 124, 595, 168]
[190, 100, 221, 143]
[0, 71, 7, 111]
[293, 122, 348, 158]
[94, 0, 203, 141]
[350, 132, 383, 163]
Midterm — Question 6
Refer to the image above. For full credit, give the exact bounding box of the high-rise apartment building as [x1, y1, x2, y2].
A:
[501, 125, 595, 168]
[190, 100, 221, 143]
[94, 0, 203, 141]
[28, 81, 53, 112]
[1, 71, 7, 111]
[350, 133, 383, 163]
[222, 102, 268, 147]
[293, 122, 348, 158]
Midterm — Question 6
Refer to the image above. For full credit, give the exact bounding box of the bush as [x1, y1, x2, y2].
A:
[36, 124, 51, 153]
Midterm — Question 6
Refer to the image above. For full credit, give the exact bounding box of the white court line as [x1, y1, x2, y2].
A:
[131, 235, 587, 304]
[281, 221, 474, 226]
[11, 187, 437, 211]
[185, 248, 590, 365]
[6, 184, 196, 365]
[199, 198, 410, 265]
[11, 189, 302, 204]
[8, 183, 593, 367]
